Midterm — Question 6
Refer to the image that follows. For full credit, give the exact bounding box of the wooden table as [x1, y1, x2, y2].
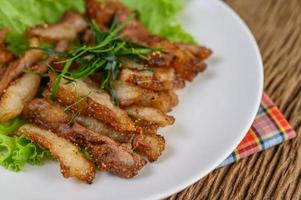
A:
[168, 0, 301, 199]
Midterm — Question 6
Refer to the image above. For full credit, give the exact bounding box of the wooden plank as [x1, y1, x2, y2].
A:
[167, 0, 301, 199]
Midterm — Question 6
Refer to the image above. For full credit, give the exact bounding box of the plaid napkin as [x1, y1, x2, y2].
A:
[220, 93, 296, 166]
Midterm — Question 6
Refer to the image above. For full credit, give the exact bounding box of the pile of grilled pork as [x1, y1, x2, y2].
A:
[0, 0, 211, 183]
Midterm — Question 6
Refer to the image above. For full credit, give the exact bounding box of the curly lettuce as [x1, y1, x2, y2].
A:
[0, 118, 50, 171]
[0, 117, 25, 135]
[123, 0, 196, 43]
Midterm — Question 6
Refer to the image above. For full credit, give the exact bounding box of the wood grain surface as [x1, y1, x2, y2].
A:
[167, 0, 301, 199]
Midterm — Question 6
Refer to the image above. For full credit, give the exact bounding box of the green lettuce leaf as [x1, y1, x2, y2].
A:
[123, 0, 196, 43]
[0, 117, 25, 135]
[0, 0, 85, 55]
[0, 118, 50, 171]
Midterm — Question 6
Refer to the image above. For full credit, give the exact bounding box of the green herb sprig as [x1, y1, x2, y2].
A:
[47, 16, 155, 104]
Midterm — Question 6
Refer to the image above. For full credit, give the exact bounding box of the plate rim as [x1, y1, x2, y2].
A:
[149, 0, 264, 199]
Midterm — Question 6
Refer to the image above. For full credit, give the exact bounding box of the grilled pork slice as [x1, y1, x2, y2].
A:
[49, 73, 136, 133]
[76, 115, 165, 161]
[119, 57, 147, 70]
[0, 38, 43, 96]
[0, 29, 13, 65]
[23, 99, 146, 178]
[125, 106, 175, 127]
[28, 11, 87, 41]
[0, 40, 69, 122]
[85, 0, 212, 81]
[113, 81, 178, 112]
[178, 44, 213, 60]
[85, 0, 124, 31]
[144, 38, 210, 81]
[19, 124, 96, 183]
[0, 66, 6, 77]
[119, 68, 176, 91]
[132, 134, 165, 162]
[0, 74, 40, 122]
[76, 115, 129, 143]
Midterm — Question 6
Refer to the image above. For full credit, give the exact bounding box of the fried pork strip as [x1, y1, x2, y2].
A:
[28, 11, 87, 41]
[0, 29, 13, 66]
[0, 41, 68, 122]
[23, 99, 146, 178]
[125, 106, 175, 127]
[49, 73, 136, 133]
[0, 38, 43, 96]
[19, 124, 96, 183]
[119, 68, 176, 91]
[76, 115, 165, 161]
[119, 57, 146, 70]
[119, 58, 186, 89]
[0, 66, 6, 77]
[132, 134, 165, 162]
[85, 0, 124, 31]
[76, 115, 129, 143]
[178, 44, 213, 60]
[85, 0, 212, 81]
[112, 81, 178, 112]
[0, 74, 40, 122]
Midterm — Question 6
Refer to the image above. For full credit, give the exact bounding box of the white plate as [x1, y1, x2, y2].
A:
[0, 0, 263, 199]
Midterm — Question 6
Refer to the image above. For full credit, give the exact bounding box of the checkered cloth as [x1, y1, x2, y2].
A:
[220, 93, 296, 166]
